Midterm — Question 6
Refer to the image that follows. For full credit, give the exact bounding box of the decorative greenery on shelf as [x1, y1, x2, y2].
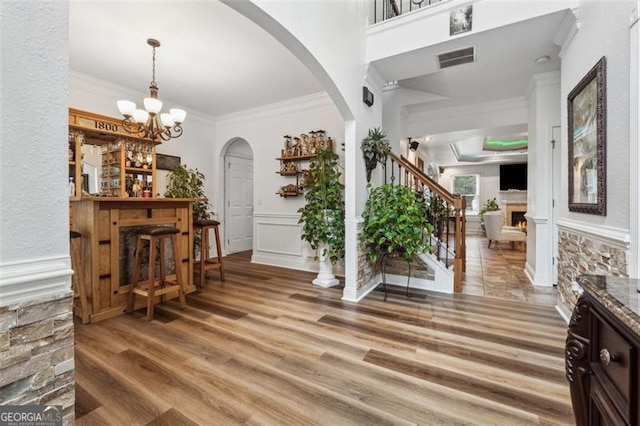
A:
[297, 148, 345, 263]
[478, 197, 500, 219]
[361, 183, 433, 263]
[361, 127, 391, 182]
[164, 164, 213, 254]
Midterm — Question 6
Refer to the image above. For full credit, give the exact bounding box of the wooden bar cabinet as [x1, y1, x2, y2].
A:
[70, 197, 198, 323]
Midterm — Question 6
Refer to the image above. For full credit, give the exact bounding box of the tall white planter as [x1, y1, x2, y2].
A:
[312, 244, 339, 288]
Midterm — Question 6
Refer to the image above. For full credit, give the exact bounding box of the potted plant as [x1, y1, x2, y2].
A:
[361, 183, 433, 263]
[478, 197, 500, 236]
[164, 164, 213, 254]
[297, 148, 345, 286]
[478, 197, 500, 219]
[361, 127, 391, 182]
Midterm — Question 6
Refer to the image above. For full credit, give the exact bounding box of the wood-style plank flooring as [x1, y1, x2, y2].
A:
[461, 235, 559, 306]
[74, 247, 573, 425]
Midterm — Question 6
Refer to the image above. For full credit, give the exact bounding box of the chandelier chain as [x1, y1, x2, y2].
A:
[151, 45, 157, 88]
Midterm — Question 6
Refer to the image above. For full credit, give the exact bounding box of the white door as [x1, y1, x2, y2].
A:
[551, 126, 561, 285]
[225, 156, 253, 254]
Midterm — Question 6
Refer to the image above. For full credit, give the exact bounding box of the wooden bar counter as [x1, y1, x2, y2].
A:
[70, 197, 198, 323]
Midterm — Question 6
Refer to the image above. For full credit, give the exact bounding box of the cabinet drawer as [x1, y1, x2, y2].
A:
[590, 375, 627, 425]
[592, 310, 632, 418]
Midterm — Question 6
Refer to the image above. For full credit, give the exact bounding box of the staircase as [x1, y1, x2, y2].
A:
[383, 153, 466, 292]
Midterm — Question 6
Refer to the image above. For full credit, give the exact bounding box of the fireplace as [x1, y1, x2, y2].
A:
[511, 211, 526, 225]
[504, 203, 527, 226]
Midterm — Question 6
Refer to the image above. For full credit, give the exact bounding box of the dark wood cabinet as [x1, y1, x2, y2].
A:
[566, 275, 640, 425]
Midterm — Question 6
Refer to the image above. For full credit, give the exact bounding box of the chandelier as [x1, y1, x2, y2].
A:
[117, 38, 186, 141]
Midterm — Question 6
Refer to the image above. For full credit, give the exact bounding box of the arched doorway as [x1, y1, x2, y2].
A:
[224, 138, 254, 254]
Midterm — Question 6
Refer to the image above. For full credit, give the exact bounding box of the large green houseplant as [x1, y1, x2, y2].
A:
[361, 183, 433, 263]
[361, 127, 391, 182]
[164, 164, 213, 254]
[297, 148, 345, 264]
[478, 197, 500, 219]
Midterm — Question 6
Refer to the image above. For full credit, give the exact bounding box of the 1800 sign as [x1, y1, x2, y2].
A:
[95, 120, 119, 132]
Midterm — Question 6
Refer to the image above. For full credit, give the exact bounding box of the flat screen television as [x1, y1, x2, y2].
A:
[500, 163, 527, 191]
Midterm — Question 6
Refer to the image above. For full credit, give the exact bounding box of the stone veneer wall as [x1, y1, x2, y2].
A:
[0, 293, 75, 424]
[357, 233, 377, 291]
[355, 227, 435, 292]
[558, 230, 628, 309]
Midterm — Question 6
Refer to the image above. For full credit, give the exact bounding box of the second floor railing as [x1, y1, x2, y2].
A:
[384, 152, 466, 292]
[372, 0, 445, 24]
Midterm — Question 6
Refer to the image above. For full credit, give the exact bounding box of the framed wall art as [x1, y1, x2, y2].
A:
[450, 5, 472, 36]
[156, 153, 181, 171]
[568, 56, 606, 216]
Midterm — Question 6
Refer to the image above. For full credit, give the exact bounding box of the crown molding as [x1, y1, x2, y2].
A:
[554, 7, 580, 58]
[526, 70, 561, 98]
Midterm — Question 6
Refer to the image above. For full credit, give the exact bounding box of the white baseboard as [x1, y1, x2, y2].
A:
[251, 253, 316, 273]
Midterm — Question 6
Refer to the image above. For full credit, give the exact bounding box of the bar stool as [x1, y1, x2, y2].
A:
[128, 226, 187, 321]
[70, 230, 90, 324]
[194, 219, 225, 287]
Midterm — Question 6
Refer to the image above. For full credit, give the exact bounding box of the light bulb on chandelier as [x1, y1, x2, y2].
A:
[117, 38, 186, 141]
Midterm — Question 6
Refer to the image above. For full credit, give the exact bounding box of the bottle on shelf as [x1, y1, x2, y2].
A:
[69, 177, 75, 197]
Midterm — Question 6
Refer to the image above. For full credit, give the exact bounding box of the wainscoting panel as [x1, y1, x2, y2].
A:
[252, 213, 317, 272]
[256, 222, 303, 256]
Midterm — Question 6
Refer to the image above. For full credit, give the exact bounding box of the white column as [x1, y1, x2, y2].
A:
[525, 71, 560, 286]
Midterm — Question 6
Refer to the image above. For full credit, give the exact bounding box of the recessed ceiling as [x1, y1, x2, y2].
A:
[372, 10, 568, 166]
[372, 11, 565, 111]
[414, 124, 529, 167]
[69, 1, 324, 118]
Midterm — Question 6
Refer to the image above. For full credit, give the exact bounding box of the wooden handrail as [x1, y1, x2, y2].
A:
[389, 153, 464, 209]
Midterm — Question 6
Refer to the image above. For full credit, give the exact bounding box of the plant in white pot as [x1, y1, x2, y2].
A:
[297, 147, 345, 287]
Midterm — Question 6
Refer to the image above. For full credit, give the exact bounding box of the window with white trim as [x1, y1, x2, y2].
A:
[451, 174, 479, 214]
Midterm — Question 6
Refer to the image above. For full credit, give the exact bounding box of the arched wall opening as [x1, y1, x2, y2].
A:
[220, 137, 254, 256]
[219, 1, 375, 301]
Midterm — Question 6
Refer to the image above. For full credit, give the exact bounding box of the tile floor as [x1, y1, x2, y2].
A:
[460, 235, 559, 307]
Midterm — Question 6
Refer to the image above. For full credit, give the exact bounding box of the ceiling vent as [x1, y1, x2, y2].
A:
[438, 46, 475, 69]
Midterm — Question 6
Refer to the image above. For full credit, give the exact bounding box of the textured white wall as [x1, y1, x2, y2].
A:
[560, 1, 635, 229]
[0, 3, 69, 265]
[216, 94, 344, 217]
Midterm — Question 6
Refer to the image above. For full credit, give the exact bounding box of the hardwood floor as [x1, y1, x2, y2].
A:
[75, 249, 574, 425]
